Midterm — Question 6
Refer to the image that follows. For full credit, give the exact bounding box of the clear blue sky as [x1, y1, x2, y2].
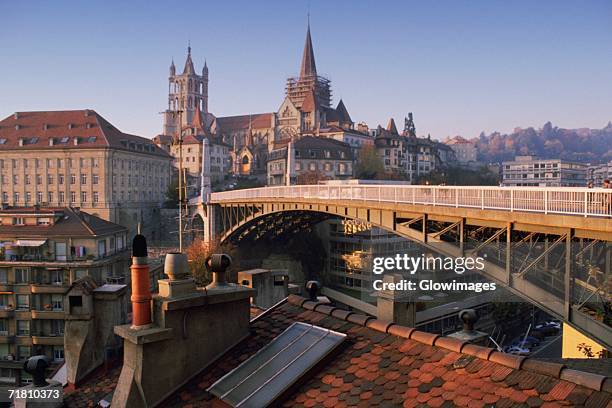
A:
[1, 0, 611, 140]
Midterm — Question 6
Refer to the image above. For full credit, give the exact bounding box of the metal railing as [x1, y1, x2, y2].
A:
[211, 185, 612, 218]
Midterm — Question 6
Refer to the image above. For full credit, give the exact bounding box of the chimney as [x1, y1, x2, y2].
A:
[14, 112, 19, 120]
[49, 138, 54, 146]
[73, 137, 79, 146]
[130, 234, 152, 328]
[447, 309, 489, 345]
[18, 138, 24, 146]
[112, 253, 255, 407]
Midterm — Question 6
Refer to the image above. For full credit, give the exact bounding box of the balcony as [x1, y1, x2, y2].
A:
[31, 334, 64, 346]
[0, 307, 15, 318]
[30, 284, 67, 294]
[31, 310, 64, 319]
[0, 331, 14, 344]
[0, 284, 13, 292]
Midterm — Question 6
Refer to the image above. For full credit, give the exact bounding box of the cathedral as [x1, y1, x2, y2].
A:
[156, 23, 370, 182]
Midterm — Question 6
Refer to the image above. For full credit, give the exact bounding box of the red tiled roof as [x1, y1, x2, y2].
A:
[216, 113, 274, 132]
[0, 207, 127, 238]
[0, 110, 170, 157]
[64, 295, 612, 407]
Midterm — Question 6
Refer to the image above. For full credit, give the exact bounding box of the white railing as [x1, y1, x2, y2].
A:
[210, 185, 612, 218]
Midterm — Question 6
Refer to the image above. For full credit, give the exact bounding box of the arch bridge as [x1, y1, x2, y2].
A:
[199, 184, 612, 349]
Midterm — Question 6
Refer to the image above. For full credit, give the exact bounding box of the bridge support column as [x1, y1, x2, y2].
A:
[564, 229, 573, 320]
[200, 204, 217, 246]
[376, 274, 416, 327]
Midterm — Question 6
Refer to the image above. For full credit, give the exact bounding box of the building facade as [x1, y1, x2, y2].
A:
[0, 110, 173, 239]
[0, 207, 129, 387]
[502, 156, 587, 187]
[267, 136, 354, 185]
[588, 161, 612, 187]
[445, 136, 478, 164]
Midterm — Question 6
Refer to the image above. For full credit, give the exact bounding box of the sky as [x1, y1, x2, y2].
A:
[1, 0, 611, 141]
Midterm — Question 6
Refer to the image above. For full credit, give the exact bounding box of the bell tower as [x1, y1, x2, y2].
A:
[163, 45, 209, 136]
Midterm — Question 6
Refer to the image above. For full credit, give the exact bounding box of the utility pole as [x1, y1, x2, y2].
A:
[177, 110, 184, 252]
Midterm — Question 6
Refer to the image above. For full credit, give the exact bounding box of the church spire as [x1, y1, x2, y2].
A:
[182, 43, 195, 75]
[299, 21, 317, 78]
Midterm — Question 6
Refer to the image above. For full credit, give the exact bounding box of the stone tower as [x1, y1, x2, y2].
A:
[285, 23, 332, 109]
[163, 46, 209, 136]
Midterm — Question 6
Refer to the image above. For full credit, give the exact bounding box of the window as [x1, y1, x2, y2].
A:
[47, 174, 53, 184]
[36, 174, 42, 185]
[81, 192, 87, 202]
[17, 320, 30, 336]
[93, 192, 99, 203]
[25, 192, 31, 203]
[13, 217, 25, 226]
[47, 192, 53, 203]
[13, 193, 19, 203]
[0, 269, 6, 283]
[17, 346, 30, 361]
[92, 174, 99, 184]
[80, 174, 87, 184]
[69, 296, 83, 308]
[98, 240, 106, 257]
[51, 270, 63, 285]
[0, 319, 7, 336]
[70, 174, 76, 184]
[25, 175, 30, 185]
[59, 174, 64, 185]
[53, 346, 64, 361]
[0, 295, 9, 310]
[36, 192, 43, 203]
[1, 192, 6, 203]
[52, 320, 64, 336]
[58, 192, 64, 203]
[12, 175, 18, 185]
[16, 295, 29, 310]
[51, 294, 63, 311]
[70, 192, 76, 203]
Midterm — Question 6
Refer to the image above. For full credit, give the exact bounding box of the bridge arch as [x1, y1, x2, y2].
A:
[210, 187, 612, 350]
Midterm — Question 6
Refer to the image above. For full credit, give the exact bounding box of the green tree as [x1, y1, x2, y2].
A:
[355, 145, 384, 179]
[164, 179, 179, 208]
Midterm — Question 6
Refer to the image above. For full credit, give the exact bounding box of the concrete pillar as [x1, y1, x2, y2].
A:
[376, 274, 416, 327]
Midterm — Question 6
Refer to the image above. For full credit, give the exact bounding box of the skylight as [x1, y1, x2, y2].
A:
[208, 322, 346, 407]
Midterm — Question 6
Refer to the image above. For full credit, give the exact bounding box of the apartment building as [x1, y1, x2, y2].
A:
[502, 155, 587, 187]
[445, 136, 478, 164]
[0, 207, 129, 386]
[267, 136, 353, 185]
[0, 110, 173, 239]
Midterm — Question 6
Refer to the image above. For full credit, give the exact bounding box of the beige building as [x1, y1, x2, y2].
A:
[502, 155, 587, 187]
[0, 110, 173, 239]
[445, 136, 477, 164]
[267, 136, 353, 185]
[0, 207, 129, 387]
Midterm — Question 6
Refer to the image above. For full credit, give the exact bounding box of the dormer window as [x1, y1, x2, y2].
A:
[29, 137, 38, 144]
[13, 217, 25, 226]
[87, 136, 97, 143]
[0, 138, 6, 144]
[59, 137, 69, 144]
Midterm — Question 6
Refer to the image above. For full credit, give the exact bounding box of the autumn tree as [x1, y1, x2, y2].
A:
[185, 238, 221, 286]
[355, 145, 384, 179]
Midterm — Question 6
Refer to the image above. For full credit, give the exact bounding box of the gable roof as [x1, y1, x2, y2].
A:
[0, 110, 169, 157]
[0, 207, 127, 238]
[387, 118, 399, 134]
[216, 113, 274, 132]
[335, 99, 352, 124]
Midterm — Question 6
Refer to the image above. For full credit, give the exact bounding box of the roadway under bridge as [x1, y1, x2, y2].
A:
[194, 185, 611, 349]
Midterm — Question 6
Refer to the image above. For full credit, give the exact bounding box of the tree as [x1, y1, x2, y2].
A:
[355, 145, 384, 179]
[296, 170, 329, 185]
[185, 238, 221, 286]
[164, 179, 179, 208]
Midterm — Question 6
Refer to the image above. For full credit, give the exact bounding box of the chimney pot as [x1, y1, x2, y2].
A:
[206, 254, 232, 288]
[459, 309, 478, 333]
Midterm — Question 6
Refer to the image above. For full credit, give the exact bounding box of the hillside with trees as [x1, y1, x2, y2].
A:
[474, 122, 612, 164]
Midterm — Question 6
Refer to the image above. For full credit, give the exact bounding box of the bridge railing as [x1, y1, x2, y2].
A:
[211, 185, 612, 217]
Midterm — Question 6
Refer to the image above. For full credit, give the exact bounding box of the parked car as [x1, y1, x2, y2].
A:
[504, 345, 531, 356]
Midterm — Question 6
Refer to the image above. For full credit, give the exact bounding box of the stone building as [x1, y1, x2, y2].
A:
[0, 110, 173, 239]
[0, 207, 129, 388]
[267, 136, 353, 185]
[445, 135, 478, 164]
[161, 46, 214, 137]
[502, 155, 587, 187]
